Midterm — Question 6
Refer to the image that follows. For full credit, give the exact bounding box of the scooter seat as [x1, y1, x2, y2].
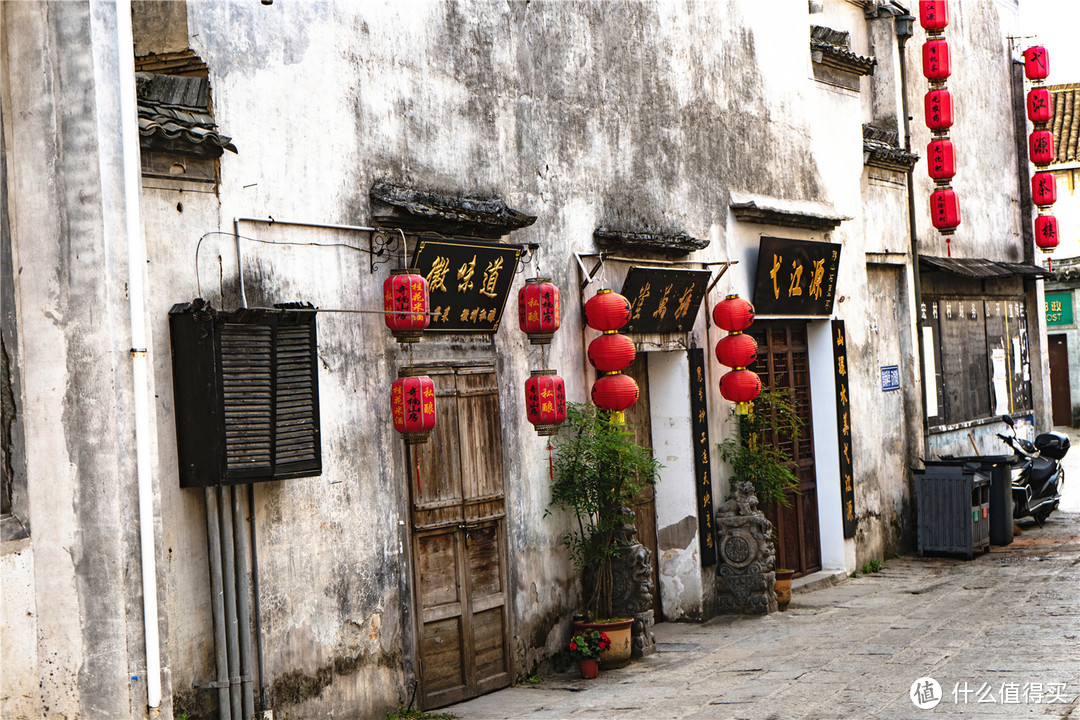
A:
[1029, 456, 1057, 485]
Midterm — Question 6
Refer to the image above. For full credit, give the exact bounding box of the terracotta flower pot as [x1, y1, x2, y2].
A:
[579, 658, 599, 679]
[774, 569, 795, 611]
[572, 618, 633, 669]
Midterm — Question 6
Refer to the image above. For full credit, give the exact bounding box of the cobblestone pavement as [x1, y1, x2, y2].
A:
[446, 512, 1080, 719]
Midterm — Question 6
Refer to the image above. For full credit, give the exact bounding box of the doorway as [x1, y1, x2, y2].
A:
[408, 362, 511, 709]
[621, 354, 661, 618]
[1049, 334, 1072, 427]
[749, 322, 822, 577]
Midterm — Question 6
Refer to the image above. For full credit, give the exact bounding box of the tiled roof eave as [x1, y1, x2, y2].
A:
[811, 41, 877, 76]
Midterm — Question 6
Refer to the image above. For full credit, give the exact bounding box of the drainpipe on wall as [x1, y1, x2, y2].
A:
[116, 0, 162, 708]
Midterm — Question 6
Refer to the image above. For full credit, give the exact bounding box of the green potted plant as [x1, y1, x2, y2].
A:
[716, 388, 803, 509]
[568, 628, 610, 678]
[548, 402, 661, 667]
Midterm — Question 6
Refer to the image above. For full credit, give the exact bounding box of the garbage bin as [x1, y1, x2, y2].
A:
[914, 461, 991, 558]
[934, 455, 1015, 546]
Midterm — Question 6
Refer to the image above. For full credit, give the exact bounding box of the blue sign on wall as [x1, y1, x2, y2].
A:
[881, 365, 901, 392]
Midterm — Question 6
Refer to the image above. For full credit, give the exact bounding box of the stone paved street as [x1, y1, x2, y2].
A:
[447, 512, 1080, 719]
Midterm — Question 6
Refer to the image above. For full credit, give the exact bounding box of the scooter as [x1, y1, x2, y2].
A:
[996, 415, 1069, 525]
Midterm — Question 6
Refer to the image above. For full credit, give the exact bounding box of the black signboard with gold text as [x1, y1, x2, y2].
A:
[409, 239, 523, 333]
[688, 348, 717, 567]
[620, 267, 712, 334]
[752, 237, 841, 316]
[833, 320, 857, 538]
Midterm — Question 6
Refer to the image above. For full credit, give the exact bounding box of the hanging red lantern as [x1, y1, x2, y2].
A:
[1027, 87, 1053, 124]
[919, 0, 948, 32]
[1034, 214, 1060, 253]
[524, 370, 566, 436]
[927, 139, 956, 181]
[1029, 130, 1055, 166]
[924, 89, 954, 131]
[591, 373, 639, 413]
[1031, 172, 1057, 207]
[930, 188, 961, 232]
[712, 295, 755, 333]
[1024, 46, 1049, 81]
[518, 278, 561, 345]
[584, 289, 631, 332]
[588, 332, 636, 373]
[719, 369, 762, 415]
[391, 369, 436, 445]
[383, 270, 430, 344]
[921, 39, 951, 81]
[716, 332, 758, 369]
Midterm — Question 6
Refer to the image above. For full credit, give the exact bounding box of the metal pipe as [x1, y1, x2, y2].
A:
[220, 486, 242, 720]
[115, 0, 162, 707]
[248, 484, 267, 713]
[232, 218, 248, 308]
[232, 486, 255, 719]
[205, 488, 232, 720]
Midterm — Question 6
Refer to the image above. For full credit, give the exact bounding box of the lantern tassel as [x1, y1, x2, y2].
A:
[415, 450, 422, 495]
[946, 236, 952, 257]
[547, 441, 554, 483]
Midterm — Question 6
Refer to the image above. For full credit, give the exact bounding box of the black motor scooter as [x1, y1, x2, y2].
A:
[997, 415, 1069, 525]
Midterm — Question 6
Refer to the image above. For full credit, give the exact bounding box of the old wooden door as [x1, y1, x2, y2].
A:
[1048, 334, 1072, 427]
[620, 354, 661, 617]
[409, 362, 511, 709]
[749, 322, 821, 577]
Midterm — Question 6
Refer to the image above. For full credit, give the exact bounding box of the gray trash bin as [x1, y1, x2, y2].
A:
[934, 455, 1015, 546]
[914, 461, 991, 558]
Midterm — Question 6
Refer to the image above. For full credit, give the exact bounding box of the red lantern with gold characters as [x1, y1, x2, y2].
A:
[1034, 214, 1059, 253]
[1032, 172, 1057, 207]
[584, 289, 631, 332]
[924, 89, 954, 131]
[591, 373, 640, 413]
[1024, 45, 1049, 81]
[391, 369, 436, 445]
[1029, 130, 1055, 166]
[518, 278, 561, 345]
[919, 0, 949, 31]
[930, 188, 961, 232]
[716, 333, 758, 370]
[922, 39, 951, 81]
[588, 332, 636, 373]
[712, 295, 755, 333]
[1027, 87, 1052, 124]
[525, 370, 566, 436]
[383, 269, 430, 344]
[720, 369, 763, 416]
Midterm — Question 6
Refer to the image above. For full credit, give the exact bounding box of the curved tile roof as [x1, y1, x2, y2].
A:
[136, 73, 236, 156]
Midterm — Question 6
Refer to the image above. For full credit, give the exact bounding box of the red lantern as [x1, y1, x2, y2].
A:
[924, 89, 954, 131]
[922, 39, 951, 81]
[1031, 172, 1057, 207]
[1029, 130, 1055, 166]
[712, 295, 755, 333]
[719, 369, 762, 415]
[716, 332, 758, 369]
[588, 332, 636, 373]
[383, 270, 430, 344]
[930, 188, 961, 232]
[1027, 87, 1053, 124]
[518, 278, 561, 345]
[919, 0, 948, 32]
[927, 139, 956, 181]
[591, 373, 639, 412]
[584, 289, 631, 332]
[1034, 214, 1059, 253]
[524, 370, 566, 436]
[391, 369, 436, 445]
[1024, 46, 1049, 81]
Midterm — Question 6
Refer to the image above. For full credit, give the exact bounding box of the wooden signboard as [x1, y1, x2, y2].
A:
[409, 239, 523, 333]
[753, 237, 841, 316]
[832, 321, 856, 539]
[620, 267, 712, 334]
[688, 348, 716, 567]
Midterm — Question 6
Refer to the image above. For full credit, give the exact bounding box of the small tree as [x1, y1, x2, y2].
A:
[548, 402, 661, 620]
[717, 389, 803, 507]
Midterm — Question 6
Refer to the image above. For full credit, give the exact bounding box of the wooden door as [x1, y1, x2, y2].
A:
[409, 363, 511, 709]
[620, 354, 661, 617]
[1048, 334, 1072, 427]
[749, 323, 821, 577]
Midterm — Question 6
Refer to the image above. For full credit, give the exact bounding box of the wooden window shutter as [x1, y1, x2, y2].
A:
[169, 301, 321, 487]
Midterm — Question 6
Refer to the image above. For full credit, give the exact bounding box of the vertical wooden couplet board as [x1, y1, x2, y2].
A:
[831, 320, 856, 538]
[408, 363, 511, 709]
[687, 348, 717, 566]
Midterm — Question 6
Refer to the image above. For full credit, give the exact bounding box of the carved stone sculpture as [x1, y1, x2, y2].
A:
[610, 508, 656, 657]
[715, 481, 777, 615]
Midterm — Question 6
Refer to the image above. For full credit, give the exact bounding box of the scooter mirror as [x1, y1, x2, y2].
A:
[1002, 415, 1015, 427]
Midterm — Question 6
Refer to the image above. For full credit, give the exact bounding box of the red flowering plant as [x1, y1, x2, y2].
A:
[568, 629, 611, 661]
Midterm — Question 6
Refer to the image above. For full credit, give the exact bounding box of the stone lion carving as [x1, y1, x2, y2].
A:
[715, 481, 777, 615]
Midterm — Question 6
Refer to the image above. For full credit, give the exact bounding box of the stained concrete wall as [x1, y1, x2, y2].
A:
[2, 0, 1038, 718]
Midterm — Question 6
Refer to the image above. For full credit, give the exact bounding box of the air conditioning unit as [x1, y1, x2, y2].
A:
[169, 300, 321, 487]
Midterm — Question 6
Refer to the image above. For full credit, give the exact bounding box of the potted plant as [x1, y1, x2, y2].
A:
[568, 628, 611, 678]
[773, 569, 795, 610]
[716, 388, 803, 509]
[548, 402, 661, 668]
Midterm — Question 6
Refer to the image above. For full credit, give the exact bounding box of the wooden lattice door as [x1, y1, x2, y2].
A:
[409, 363, 511, 709]
[749, 323, 821, 577]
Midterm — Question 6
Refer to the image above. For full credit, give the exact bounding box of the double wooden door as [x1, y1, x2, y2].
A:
[749, 323, 822, 577]
[409, 363, 511, 709]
